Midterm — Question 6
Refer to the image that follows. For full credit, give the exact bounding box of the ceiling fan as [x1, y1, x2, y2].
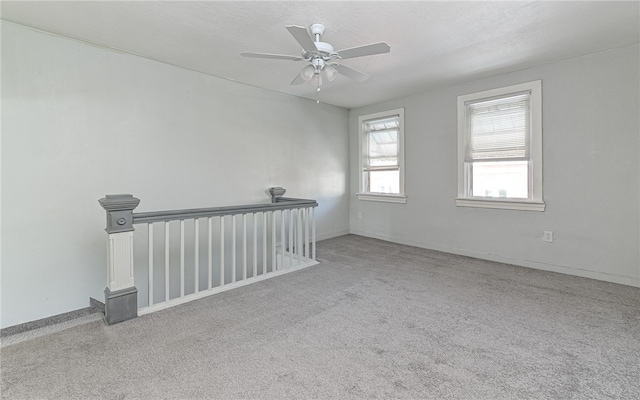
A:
[241, 23, 390, 89]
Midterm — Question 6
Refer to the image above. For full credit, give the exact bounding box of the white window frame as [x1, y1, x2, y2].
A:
[357, 108, 406, 204]
[456, 81, 544, 211]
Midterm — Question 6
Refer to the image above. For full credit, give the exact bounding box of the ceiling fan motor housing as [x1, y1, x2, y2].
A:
[314, 42, 335, 55]
[304, 42, 338, 61]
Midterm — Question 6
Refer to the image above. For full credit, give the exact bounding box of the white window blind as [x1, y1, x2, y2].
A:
[364, 115, 399, 170]
[465, 92, 530, 162]
[358, 108, 406, 202]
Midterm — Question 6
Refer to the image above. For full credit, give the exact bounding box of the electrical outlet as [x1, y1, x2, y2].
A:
[357, 211, 363, 219]
[543, 231, 553, 242]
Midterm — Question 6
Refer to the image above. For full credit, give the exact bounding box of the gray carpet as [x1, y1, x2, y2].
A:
[2, 234, 639, 399]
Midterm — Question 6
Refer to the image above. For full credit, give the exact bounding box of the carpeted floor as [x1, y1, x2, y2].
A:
[2, 234, 639, 399]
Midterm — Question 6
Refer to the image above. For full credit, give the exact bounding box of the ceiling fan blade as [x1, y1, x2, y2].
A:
[290, 73, 307, 85]
[241, 52, 303, 61]
[285, 25, 317, 53]
[335, 64, 369, 82]
[336, 42, 390, 60]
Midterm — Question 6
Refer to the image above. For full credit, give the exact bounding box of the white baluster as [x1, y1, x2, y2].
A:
[194, 218, 199, 294]
[288, 209, 293, 268]
[252, 212, 257, 278]
[304, 207, 309, 259]
[207, 217, 212, 290]
[232, 214, 237, 283]
[180, 219, 185, 298]
[271, 211, 276, 272]
[263, 212, 267, 274]
[280, 210, 286, 270]
[312, 207, 316, 261]
[148, 223, 154, 307]
[165, 221, 170, 301]
[242, 214, 247, 280]
[297, 209, 302, 266]
[220, 216, 225, 286]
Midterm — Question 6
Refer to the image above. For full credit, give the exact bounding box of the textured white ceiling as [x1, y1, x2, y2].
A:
[2, 1, 639, 109]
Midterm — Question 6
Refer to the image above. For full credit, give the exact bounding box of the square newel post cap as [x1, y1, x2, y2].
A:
[98, 194, 140, 233]
[269, 187, 286, 203]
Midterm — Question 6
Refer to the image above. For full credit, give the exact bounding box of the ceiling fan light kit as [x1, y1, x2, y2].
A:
[241, 23, 390, 91]
[301, 64, 315, 81]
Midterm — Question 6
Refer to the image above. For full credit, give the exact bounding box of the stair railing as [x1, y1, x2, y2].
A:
[99, 187, 318, 324]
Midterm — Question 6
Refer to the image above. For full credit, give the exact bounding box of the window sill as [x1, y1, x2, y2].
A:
[455, 197, 545, 211]
[357, 193, 407, 204]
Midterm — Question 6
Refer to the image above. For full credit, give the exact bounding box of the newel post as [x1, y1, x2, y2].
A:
[98, 194, 140, 325]
[269, 187, 286, 203]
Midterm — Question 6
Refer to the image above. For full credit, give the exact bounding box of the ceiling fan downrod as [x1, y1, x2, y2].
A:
[309, 23, 324, 42]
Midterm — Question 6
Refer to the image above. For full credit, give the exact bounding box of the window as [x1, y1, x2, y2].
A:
[457, 81, 544, 211]
[357, 108, 406, 203]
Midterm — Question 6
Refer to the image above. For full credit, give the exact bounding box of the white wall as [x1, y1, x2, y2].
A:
[350, 44, 640, 287]
[1, 21, 350, 328]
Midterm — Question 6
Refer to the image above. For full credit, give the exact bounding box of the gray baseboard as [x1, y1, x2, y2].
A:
[90, 297, 105, 313]
[0, 298, 105, 337]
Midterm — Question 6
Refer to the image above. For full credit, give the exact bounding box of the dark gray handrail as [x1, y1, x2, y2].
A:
[133, 197, 317, 224]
